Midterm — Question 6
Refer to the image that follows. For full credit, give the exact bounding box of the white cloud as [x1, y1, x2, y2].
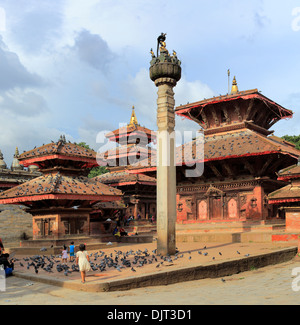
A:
[0, 0, 298, 167]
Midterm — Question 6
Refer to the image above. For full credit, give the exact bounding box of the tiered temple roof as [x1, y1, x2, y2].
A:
[268, 160, 300, 204]
[96, 170, 156, 187]
[175, 88, 293, 133]
[0, 147, 41, 191]
[98, 106, 156, 169]
[129, 81, 299, 178]
[0, 136, 122, 206]
[19, 136, 96, 170]
[0, 172, 122, 205]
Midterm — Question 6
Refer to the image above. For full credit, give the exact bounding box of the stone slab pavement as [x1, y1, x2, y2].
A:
[1, 241, 300, 305]
[1, 257, 300, 305]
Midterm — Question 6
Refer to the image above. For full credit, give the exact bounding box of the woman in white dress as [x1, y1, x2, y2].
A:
[75, 244, 91, 283]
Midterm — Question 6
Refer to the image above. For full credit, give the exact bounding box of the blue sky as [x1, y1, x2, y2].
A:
[0, 0, 300, 165]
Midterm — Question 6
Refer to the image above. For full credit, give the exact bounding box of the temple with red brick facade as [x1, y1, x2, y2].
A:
[97, 107, 157, 220]
[130, 78, 300, 223]
[0, 136, 123, 239]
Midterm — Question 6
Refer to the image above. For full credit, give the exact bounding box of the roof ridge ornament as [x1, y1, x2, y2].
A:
[231, 76, 239, 94]
[129, 106, 139, 126]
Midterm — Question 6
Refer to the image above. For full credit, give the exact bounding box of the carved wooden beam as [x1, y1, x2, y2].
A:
[245, 99, 255, 121]
[248, 105, 259, 121]
[234, 103, 242, 122]
[259, 156, 274, 176]
[243, 158, 256, 176]
[256, 102, 268, 125]
[211, 107, 219, 126]
[208, 163, 223, 179]
[222, 107, 231, 123]
[223, 161, 235, 178]
[201, 111, 209, 128]
[268, 155, 288, 175]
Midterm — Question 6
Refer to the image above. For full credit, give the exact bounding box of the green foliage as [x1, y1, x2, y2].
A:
[76, 142, 108, 178]
[88, 166, 108, 178]
[281, 135, 300, 150]
[77, 142, 93, 150]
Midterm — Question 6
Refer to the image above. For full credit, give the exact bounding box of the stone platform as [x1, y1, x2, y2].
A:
[11, 233, 153, 256]
[10, 241, 298, 292]
[176, 220, 300, 244]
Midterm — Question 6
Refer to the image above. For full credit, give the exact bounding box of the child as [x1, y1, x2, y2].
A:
[69, 241, 75, 262]
[75, 244, 91, 283]
[61, 245, 68, 264]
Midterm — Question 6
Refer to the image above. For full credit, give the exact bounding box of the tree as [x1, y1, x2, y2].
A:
[77, 142, 93, 150]
[88, 166, 108, 178]
[76, 141, 108, 177]
[281, 135, 300, 150]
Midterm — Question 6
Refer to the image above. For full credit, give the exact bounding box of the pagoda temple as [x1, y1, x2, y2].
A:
[268, 158, 300, 232]
[96, 170, 156, 220]
[0, 148, 41, 192]
[96, 107, 157, 219]
[99, 106, 156, 171]
[131, 78, 300, 223]
[0, 136, 123, 239]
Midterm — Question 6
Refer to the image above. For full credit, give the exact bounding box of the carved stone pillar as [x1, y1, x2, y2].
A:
[149, 35, 181, 255]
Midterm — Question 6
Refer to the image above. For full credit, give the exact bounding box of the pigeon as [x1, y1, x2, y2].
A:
[131, 267, 136, 272]
[221, 278, 226, 283]
[237, 251, 240, 255]
[219, 252, 222, 256]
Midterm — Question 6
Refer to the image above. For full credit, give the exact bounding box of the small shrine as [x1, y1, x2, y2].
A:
[269, 158, 300, 232]
[0, 136, 123, 239]
[96, 170, 156, 220]
[96, 107, 157, 220]
[0, 148, 41, 192]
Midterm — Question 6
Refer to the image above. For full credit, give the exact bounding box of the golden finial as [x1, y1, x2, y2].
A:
[129, 106, 138, 126]
[231, 76, 239, 94]
[14, 147, 19, 157]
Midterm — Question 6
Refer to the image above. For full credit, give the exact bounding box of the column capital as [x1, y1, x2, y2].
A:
[154, 77, 177, 88]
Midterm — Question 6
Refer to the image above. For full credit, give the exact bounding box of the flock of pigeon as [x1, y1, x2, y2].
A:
[14, 246, 250, 278]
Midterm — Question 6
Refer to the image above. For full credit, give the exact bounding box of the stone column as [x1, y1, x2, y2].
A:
[149, 35, 181, 256]
[155, 77, 177, 255]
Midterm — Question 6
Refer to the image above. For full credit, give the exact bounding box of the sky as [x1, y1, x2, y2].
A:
[0, 0, 300, 166]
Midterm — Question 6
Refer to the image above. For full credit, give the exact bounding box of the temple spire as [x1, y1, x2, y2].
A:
[0, 149, 7, 169]
[231, 76, 239, 94]
[11, 147, 23, 171]
[14, 147, 19, 157]
[129, 106, 138, 126]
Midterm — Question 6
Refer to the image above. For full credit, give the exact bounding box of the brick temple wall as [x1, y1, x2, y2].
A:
[0, 205, 33, 243]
